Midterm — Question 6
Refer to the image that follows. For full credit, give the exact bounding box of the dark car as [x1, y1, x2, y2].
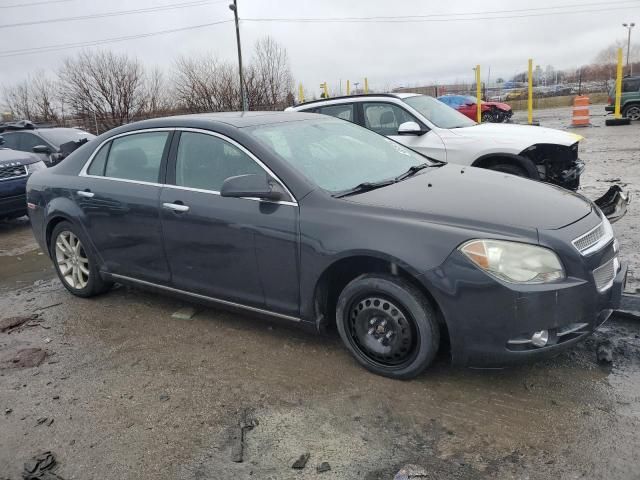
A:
[27, 112, 626, 379]
[0, 121, 95, 167]
[0, 135, 47, 219]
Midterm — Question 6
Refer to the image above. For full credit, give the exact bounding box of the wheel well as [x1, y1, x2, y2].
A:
[45, 216, 69, 255]
[313, 256, 448, 342]
[471, 154, 537, 178]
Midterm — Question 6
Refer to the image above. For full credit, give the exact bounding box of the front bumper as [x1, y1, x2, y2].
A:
[0, 193, 27, 217]
[605, 105, 614, 113]
[424, 249, 627, 368]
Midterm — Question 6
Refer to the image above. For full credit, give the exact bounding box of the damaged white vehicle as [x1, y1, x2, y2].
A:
[288, 93, 628, 221]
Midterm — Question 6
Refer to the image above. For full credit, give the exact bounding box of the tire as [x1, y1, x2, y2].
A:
[336, 274, 440, 380]
[488, 163, 529, 178]
[481, 111, 494, 123]
[50, 221, 112, 297]
[622, 104, 640, 121]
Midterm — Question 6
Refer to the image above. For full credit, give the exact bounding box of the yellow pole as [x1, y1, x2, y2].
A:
[324, 82, 329, 98]
[298, 83, 304, 104]
[615, 47, 623, 119]
[528, 58, 533, 125]
[364, 77, 369, 94]
[475, 65, 481, 123]
[346, 80, 350, 95]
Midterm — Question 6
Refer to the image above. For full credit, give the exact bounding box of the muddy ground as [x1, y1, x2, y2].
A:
[1, 106, 640, 479]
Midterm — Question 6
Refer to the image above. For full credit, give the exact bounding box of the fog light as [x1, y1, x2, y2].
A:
[531, 330, 549, 347]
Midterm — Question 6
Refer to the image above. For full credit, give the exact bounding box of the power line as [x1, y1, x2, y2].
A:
[0, 20, 233, 58]
[244, 1, 640, 23]
[0, 0, 70, 8]
[0, 0, 227, 29]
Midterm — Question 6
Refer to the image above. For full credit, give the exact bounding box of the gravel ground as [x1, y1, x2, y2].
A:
[1, 106, 639, 480]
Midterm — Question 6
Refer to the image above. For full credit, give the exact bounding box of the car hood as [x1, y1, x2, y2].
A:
[344, 164, 592, 230]
[449, 123, 582, 148]
[0, 148, 40, 166]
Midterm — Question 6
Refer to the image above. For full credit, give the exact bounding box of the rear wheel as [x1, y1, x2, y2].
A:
[481, 111, 494, 123]
[622, 104, 640, 121]
[336, 274, 440, 379]
[50, 221, 112, 297]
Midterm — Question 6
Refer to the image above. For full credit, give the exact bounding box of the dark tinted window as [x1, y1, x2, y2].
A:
[622, 78, 640, 92]
[87, 143, 110, 176]
[363, 102, 418, 136]
[175, 132, 263, 192]
[1, 133, 19, 149]
[317, 104, 354, 122]
[19, 133, 45, 152]
[104, 132, 169, 183]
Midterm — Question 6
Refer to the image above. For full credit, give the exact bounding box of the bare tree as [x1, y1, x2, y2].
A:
[249, 36, 293, 109]
[173, 55, 239, 112]
[145, 68, 174, 116]
[58, 50, 148, 132]
[3, 72, 59, 123]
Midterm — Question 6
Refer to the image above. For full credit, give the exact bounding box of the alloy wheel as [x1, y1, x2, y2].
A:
[626, 106, 640, 121]
[55, 231, 90, 290]
[347, 296, 418, 367]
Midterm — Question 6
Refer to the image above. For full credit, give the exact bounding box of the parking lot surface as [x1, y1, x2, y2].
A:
[1, 106, 640, 479]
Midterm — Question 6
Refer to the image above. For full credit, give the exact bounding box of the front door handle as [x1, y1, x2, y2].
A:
[77, 190, 94, 198]
[162, 202, 190, 213]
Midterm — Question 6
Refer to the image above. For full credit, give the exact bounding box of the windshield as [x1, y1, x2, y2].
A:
[249, 118, 433, 193]
[39, 128, 94, 146]
[403, 95, 476, 129]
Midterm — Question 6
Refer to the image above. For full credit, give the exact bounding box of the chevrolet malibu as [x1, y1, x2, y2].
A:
[26, 112, 626, 379]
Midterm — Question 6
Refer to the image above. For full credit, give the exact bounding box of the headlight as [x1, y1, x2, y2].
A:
[27, 161, 47, 173]
[460, 239, 565, 284]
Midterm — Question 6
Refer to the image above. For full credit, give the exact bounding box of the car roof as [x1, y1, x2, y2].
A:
[293, 92, 421, 109]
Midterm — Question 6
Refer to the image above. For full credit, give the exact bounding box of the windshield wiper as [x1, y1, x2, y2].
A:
[394, 163, 431, 182]
[333, 179, 395, 198]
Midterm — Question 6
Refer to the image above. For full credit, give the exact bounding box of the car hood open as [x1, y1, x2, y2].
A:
[344, 164, 592, 230]
[449, 122, 583, 148]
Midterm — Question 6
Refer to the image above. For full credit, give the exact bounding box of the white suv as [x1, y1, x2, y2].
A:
[288, 93, 586, 190]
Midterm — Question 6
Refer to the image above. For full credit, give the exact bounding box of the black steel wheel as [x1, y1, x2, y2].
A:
[336, 274, 440, 379]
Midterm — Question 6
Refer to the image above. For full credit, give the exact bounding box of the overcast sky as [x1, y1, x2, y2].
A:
[0, 0, 638, 96]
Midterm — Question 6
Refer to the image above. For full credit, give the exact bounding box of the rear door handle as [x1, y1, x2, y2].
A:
[77, 190, 94, 198]
[162, 202, 190, 213]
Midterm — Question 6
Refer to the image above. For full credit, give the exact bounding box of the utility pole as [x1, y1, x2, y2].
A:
[229, 0, 247, 111]
[623, 22, 635, 75]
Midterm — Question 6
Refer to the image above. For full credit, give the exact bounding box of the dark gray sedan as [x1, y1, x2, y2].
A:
[26, 112, 626, 379]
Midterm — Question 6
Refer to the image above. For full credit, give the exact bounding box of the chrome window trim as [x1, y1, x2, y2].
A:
[106, 272, 301, 323]
[78, 127, 298, 206]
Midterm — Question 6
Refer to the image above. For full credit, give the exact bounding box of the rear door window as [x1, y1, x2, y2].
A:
[316, 104, 355, 122]
[622, 78, 640, 92]
[102, 132, 169, 183]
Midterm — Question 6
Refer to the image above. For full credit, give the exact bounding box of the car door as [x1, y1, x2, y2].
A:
[160, 129, 299, 316]
[360, 102, 447, 161]
[78, 129, 172, 284]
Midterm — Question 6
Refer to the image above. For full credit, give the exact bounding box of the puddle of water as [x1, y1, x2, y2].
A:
[0, 248, 54, 292]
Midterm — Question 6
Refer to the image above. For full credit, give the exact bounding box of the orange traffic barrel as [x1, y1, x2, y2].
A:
[571, 95, 591, 127]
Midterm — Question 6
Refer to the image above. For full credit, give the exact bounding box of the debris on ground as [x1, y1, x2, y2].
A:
[35, 417, 54, 427]
[23, 451, 64, 479]
[596, 340, 614, 364]
[291, 453, 310, 469]
[1, 348, 47, 369]
[317, 461, 331, 473]
[171, 306, 199, 320]
[159, 394, 170, 402]
[0, 314, 37, 333]
[230, 409, 258, 463]
[393, 464, 429, 479]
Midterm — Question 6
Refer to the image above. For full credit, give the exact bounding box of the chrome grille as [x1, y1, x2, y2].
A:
[0, 164, 27, 181]
[572, 222, 610, 255]
[593, 256, 619, 292]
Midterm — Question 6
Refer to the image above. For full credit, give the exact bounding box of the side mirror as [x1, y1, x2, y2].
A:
[221, 173, 286, 201]
[0, 136, 4, 146]
[32, 145, 52, 154]
[397, 121, 425, 136]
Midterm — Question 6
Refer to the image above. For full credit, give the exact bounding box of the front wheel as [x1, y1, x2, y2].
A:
[622, 104, 640, 121]
[481, 111, 494, 123]
[336, 274, 440, 379]
[50, 221, 112, 297]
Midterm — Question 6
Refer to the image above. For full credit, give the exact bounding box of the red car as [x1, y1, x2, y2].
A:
[437, 95, 513, 123]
